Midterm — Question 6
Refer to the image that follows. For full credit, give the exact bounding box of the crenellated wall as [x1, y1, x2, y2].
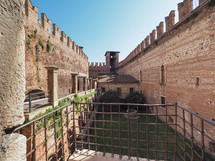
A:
[89, 62, 108, 79]
[117, 0, 210, 69]
[24, 0, 89, 98]
[117, 0, 215, 148]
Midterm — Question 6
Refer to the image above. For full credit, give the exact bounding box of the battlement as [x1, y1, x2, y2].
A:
[61, 31, 67, 44]
[53, 24, 61, 39]
[67, 37, 72, 47]
[178, 0, 192, 22]
[150, 30, 156, 44]
[41, 13, 52, 34]
[165, 10, 175, 32]
[89, 62, 107, 72]
[25, 0, 38, 23]
[23, 0, 88, 60]
[156, 22, 164, 39]
[118, 0, 207, 68]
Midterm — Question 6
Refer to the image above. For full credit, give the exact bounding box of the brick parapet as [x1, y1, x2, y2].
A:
[165, 11, 175, 32]
[178, 0, 192, 22]
[117, 0, 211, 69]
[24, 0, 88, 60]
[89, 62, 107, 73]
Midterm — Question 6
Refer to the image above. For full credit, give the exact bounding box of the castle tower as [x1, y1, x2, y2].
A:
[105, 51, 119, 73]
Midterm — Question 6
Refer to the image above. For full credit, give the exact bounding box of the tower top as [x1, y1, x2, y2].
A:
[105, 51, 120, 56]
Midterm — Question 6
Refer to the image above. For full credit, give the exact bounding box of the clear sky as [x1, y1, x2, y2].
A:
[30, 0, 185, 63]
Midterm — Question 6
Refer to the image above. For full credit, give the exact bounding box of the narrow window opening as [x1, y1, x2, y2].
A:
[161, 65, 165, 84]
[196, 77, 200, 86]
[117, 88, 121, 95]
[140, 70, 142, 82]
[161, 96, 166, 108]
[130, 88, 134, 94]
[101, 88, 105, 93]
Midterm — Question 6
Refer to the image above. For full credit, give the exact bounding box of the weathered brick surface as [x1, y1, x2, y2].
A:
[117, 2, 215, 148]
[22, 105, 81, 161]
[24, 0, 89, 99]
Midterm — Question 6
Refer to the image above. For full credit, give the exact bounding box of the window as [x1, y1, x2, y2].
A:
[161, 96, 166, 108]
[130, 88, 134, 94]
[196, 77, 200, 86]
[117, 88, 121, 94]
[161, 65, 165, 84]
[140, 70, 142, 82]
[101, 88, 105, 93]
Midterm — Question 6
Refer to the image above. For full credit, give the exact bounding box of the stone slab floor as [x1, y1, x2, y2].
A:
[69, 149, 163, 161]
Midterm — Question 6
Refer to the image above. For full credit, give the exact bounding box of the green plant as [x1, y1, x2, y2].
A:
[24, 91, 96, 136]
[36, 45, 40, 62]
[100, 91, 121, 103]
[38, 39, 44, 50]
[36, 55, 40, 62]
[34, 29, 37, 38]
[28, 34, 34, 39]
[124, 92, 145, 104]
[26, 40, 30, 45]
[46, 40, 51, 52]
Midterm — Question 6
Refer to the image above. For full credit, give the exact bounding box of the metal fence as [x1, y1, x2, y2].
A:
[14, 102, 215, 161]
[24, 90, 51, 113]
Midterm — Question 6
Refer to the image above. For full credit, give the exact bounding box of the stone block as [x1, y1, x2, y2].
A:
[0, 0, 25, 131]
[0, 134, 26, 161]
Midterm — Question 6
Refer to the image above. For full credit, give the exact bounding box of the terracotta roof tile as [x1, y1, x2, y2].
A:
[98, 75, 139, 83]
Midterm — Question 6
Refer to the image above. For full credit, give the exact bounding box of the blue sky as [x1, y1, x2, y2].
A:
[30, 0, 184, 62]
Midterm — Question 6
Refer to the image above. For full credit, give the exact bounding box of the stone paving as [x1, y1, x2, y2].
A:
[69, 149, 163, 161]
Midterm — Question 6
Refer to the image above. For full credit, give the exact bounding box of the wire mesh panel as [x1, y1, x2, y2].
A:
[13, 102, 215, 161]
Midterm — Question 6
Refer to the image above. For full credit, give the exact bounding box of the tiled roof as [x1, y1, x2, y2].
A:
[98, 75, 139, 83]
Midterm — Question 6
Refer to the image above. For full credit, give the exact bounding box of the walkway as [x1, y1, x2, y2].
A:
[69, 149, 162, 161]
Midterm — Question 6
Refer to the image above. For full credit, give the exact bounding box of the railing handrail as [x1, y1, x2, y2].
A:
[15, 102, 69, 133]
[177, 105, 215, 126]
[26, 90, 50, 96]
[77, 101, 176, 107]
[18, 101, 215, 131]
[17, 101, 215, 131]
[14, 101, 215, 161]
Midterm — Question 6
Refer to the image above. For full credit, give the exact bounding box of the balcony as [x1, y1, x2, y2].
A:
[14, 102, 215, 161]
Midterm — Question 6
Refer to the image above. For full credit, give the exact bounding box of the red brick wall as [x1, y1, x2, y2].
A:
[24, 0, 89, 98]
[117, 2, 215, 148]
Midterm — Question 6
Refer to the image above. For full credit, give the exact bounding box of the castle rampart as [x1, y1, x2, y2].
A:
[24, 0, 89, 98]
[89, 62, 107, 79]
[117, 0, 210, 69]
[116, 0, 215, 148]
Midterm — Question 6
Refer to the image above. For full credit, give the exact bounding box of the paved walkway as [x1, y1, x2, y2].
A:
[69, 149, 162, 161]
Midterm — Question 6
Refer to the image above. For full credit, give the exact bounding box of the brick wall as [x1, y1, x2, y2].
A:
[24, 0, 89, 98]
[117, 0, 215, 148]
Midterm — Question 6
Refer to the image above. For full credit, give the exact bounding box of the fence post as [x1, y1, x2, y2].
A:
[73, 101, 77, 152]
[29, 93, 32, 113]
[174, 102, 178, 161]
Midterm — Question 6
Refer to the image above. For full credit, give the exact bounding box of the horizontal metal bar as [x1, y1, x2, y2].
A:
[13, 104, 70, 132]
[177, 105, 215, 126]
[27, 90, 50, 96]
[74, 101, 176, 107]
